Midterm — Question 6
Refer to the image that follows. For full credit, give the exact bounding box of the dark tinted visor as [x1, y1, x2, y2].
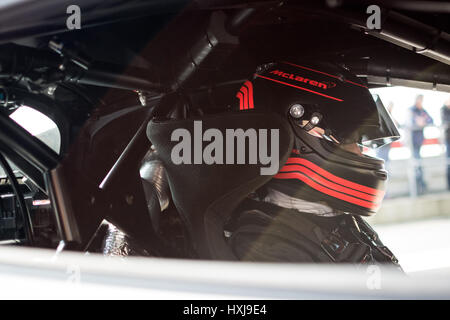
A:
[359, 94, 401, 148]
[331, 94, 400, 148]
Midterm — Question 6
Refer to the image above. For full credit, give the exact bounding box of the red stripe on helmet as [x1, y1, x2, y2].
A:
[279, 164, 382, 203]
[255, 74, 344, 102]
[344, 79, 368, 89]
[285, 157, 384, 197]
[274, 172, 379, 210]
[244, 80, 254, 109]
[236, 91, 244, 110]
[240, 86, 248, 109]
[281, 61, 368, 89]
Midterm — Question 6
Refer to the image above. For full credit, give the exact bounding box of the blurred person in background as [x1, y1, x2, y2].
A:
[441, 97, 450, 190]
[409, 94, 434, 195]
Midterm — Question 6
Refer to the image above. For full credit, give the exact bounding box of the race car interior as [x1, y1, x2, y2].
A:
[0, 0, 449, 259]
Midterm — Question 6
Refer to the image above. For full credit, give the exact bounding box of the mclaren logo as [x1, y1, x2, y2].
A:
[269, 70, 336, 90]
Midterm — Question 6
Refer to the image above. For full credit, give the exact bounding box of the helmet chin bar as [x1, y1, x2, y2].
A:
[268, 116, 388, 217]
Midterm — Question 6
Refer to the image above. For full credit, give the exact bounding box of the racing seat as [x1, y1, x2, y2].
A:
[147, 111, 293, 259]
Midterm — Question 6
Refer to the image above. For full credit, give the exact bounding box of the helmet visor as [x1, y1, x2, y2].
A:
[329, 94, 400, 148]
[358, 94, 401, 148]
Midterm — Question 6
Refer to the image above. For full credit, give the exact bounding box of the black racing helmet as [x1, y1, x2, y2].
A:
[235, 61, 400, 216]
